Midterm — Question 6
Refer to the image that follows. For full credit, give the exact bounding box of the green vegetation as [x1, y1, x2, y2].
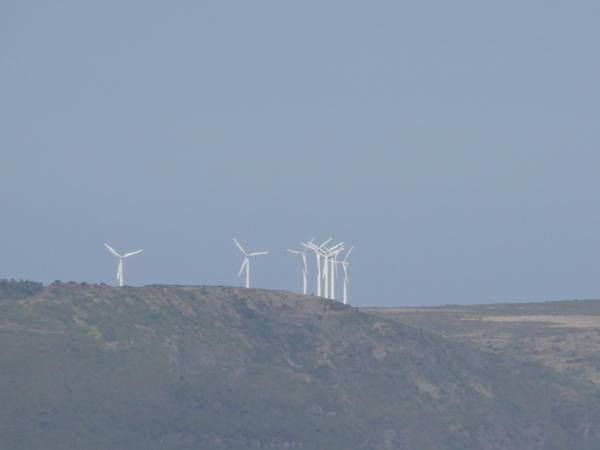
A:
[1, 284, 600, 449]
[0, 278, 44, 300]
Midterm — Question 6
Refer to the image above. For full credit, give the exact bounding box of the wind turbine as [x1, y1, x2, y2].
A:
[306, 238, 331, 297]
[287, 239, 313, 295]
[322, 242, 344, 299]
[104, 243, 143, 287]
[338, 246, 353, 304]
[327, 243, 345, 300]
[233, 238, 268, 288]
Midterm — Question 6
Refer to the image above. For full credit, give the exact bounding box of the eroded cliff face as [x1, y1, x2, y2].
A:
[1, 283, 599, 449]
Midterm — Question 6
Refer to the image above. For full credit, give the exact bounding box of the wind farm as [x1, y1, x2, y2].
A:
[227, 237, 355, 301]
[302, 239, 351, 301]
[232, 237, 353, 301]
[99, 238, 353, 301]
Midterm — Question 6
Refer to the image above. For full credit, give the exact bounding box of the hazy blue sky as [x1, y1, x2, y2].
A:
[2, 2, 599, 306]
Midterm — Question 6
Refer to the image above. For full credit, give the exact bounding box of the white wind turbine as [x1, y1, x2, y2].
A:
[338, 246, 353, 304]
[327, 243, 345, 300]
[104, 243, 143, 287]
[233, 238, 268, 288]
[287, 239, 313, 295]
[322, 242, 344, 300]
[306, 238, 331, 297]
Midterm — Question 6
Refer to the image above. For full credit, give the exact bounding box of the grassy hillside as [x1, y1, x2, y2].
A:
[2, 283, 600, 449]
[364, 299, 600, 387]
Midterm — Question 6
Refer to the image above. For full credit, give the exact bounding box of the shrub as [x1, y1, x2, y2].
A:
[0, 279, 44, 300]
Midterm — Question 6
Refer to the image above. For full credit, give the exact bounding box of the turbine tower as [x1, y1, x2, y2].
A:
[306, 238, 331, 297]
[322, 242, 344, 299]
[104, 243, 142, 287]
[233, 238, 268, 288]
[287, 239, 313, 295]
[326, 243, 345, 300]
[338, 246, 353, 304]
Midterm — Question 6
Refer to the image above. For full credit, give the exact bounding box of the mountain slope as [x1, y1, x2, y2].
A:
[363, 300, 600, 386]
[1, 283, 600, 449]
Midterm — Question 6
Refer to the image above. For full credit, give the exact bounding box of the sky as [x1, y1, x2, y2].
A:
[1, 2, 600, 307]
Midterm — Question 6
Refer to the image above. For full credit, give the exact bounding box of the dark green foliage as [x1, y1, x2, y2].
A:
[0, 278, 43, 299]
[328, 301, 350, 312]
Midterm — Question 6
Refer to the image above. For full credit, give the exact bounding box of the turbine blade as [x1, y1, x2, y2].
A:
[344, 246, 354, 261]
[319, 238, 332, 248]
[304, 242, 319, 252]
[104, 243, 122, 258]
[233, 238, 247, 255]
[123, 250, 143, 258]
[301, 239, 313, 250]
[249, 251, 268, 256]
[238, 258, 248, 276]
[328, 242, 344, 253]
[342, 263, 349, 282]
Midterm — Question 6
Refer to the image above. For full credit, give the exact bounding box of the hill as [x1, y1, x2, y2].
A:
[363, 299, 600, 386]
[2, 283, 600, 449]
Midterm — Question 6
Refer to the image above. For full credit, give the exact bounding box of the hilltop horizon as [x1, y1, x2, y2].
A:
[4, 277, 597, 309]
